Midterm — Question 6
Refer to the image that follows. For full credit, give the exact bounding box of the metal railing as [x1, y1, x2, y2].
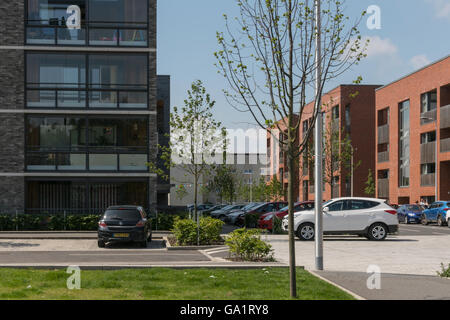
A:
[420, 173, 435, 187]
[377, 124, 389, 144]
[377, 178, 389, 198]
[441, 137, 450, 153]
[377, 151, 389, 163]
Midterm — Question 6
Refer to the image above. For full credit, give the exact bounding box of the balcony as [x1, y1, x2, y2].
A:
[441, 105, 450, 129]
[441, 138, 450, 153]
[420, 142, 436, 164]
[421, 173, 435, 187]
[377, 125, 389, 144]
[377, 178, 389, 198]
[332, 185, 340, 199]
[421, 109, 437, 125]
[377, 151, 389, 163]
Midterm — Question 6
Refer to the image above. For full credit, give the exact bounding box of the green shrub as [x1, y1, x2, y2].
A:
[272, 215, 285, 234]
[225, 228, 274, 262]
[0, 214, 100, 231]
[172, 217, 224, 246]
[151, 212, 188, 231]
[244, 213, 260, 228]
[437, 263, 450, 278]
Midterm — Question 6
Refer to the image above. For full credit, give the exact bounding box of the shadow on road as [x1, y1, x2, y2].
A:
[0, 241, 40, 248]
[104, 239, 166, 250]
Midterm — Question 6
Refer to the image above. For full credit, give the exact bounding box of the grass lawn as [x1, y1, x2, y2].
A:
[0, 267, 354, 300]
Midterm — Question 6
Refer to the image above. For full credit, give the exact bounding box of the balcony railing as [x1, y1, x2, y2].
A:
[441, 138, 450, 153]
[420, 142, 436, 164]
[332, 185, 340, 199]
[377, 124, 389, 144]
[377, 151, 389, 163]
[421, 173, 435, 186]
[420, 109, 437, 125]
[377, 178, 389, 198]
[441, 105, 450, 129]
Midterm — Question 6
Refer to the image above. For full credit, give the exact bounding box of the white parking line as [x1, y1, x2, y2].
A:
[205, 248, 230, 255]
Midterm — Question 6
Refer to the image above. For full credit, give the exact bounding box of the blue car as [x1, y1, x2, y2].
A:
[397, 204, 424, 224]
[421, 201, 450, 227]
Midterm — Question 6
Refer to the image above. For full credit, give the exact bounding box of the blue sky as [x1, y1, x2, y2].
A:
[158, 0, 450, 129]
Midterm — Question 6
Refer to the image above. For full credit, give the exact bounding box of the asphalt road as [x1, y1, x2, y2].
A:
[315, 271, 450, 300]
[398, 223, 450, 236]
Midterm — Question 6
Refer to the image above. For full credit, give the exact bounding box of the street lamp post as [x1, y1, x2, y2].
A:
[314, 0, 323, 271]
[420, 116, 439, 201]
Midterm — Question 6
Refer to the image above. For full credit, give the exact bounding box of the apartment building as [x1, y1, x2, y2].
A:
[266, 85, 380, 202]
[0, 0, 169, 213]
[375, 55, 450, 204]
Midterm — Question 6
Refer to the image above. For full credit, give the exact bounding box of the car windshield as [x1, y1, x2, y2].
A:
[405, 205, 421, 211]
[323, 200, 333, 207]
[242, 203, 259, 210]
[279, 203, 302, 212]
[103, 209, 141, 220]
[221, 205, 234, 210]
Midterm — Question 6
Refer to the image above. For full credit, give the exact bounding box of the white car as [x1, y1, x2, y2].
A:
[282, 197, 399, 241]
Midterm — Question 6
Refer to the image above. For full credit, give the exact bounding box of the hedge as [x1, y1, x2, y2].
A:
[0, 214, 100, 231]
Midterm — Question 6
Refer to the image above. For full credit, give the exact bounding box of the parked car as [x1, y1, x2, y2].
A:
[224, 202, 265, 225]
[258, 201, 314, 231]
[200, 204, 228, 216]
[210, 204, 245, 220]
[421, 201, 450, 226]
[187, 203, 215, 212]
[231, 202, 288, 227]
[397, 204, 425, 224]
[97, 206, 152, 248]
[282, 198, 398, 241]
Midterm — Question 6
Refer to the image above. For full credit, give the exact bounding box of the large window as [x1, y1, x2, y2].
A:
[421, 90, 437, 113]
[26, 116, 148, 171]
[26, 0, 148, 46]
[398, 100, 410, 187]
[26, 52, 148, 109]
[26, 180, 149, 213]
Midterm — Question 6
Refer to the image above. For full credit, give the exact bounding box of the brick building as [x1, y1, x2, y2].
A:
[375, 55, 450, 205]
[0, 0, 169, 213]
[267, 85, 380, 202]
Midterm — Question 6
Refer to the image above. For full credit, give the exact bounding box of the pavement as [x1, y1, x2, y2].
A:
[314, 271, 450, 300]
[264, 224, 450, 276]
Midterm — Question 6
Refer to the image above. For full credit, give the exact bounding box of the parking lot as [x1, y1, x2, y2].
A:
[0, 224, 448, 273]
[264, 223, 450, 276]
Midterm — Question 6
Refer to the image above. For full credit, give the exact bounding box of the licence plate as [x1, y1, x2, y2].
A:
[113, 233, 129, 238]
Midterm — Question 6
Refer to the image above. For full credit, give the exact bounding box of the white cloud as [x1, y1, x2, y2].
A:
[426, 0, 450, 19]
[363, 36, 398, 58]
[410, 54, 431, 69]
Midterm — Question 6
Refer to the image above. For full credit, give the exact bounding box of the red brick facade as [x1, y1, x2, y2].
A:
[375, 56, 450, 204]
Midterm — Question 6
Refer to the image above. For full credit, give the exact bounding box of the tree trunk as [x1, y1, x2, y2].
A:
[194, 165, 199, 246]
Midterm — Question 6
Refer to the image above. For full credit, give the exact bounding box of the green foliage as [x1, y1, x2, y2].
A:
[172, 217, 224, 246]
[208, 165, 238, 203]
[0, 214, 100, 231]
[364, 169, 376, 197]
[272, 215, 285, 235]
[151, 212, 188, 231]
[437, 263, 450, 278]
[244, 213, 260, 228]
[225, 228, 274, 262]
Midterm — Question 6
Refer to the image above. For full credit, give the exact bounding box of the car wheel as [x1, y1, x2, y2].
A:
[421, 214, 429, 225]
[437, 215, 444, 227]
[404, 216, 409, 224]
[367, 223, 387, 241]
[296, 223, 315, 241]
[98, 240, 106, 248]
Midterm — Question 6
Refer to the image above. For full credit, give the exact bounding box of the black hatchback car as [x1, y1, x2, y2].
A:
[98, 206, 152, 248]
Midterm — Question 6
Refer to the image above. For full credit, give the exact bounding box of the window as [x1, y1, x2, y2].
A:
[327, 200, 345, 212]
[26, 52, 148, 109]
[421, 163, 436, 174]
[26, 0, 148, 47]
[332, 106, 339, 119]
[421, 90, 437, 113]
[420, 131, 436, 144]
[345, 105, 351, 133]
[348, 200, 378, 210]
[26, 116, 148, 171]
[398, 100, 410, 187]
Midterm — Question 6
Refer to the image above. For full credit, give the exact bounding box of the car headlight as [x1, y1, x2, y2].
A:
[408, 213, 415, 217]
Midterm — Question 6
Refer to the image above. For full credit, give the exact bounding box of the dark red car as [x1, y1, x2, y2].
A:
[258, 201, 314, 231]
[235, 202, 288, 227]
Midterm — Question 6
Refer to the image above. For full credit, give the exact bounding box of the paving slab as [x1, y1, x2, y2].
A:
[314, 271, 450, 300]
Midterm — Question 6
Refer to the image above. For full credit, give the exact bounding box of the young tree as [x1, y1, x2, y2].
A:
[208, 164, 238, 203]
[365, 169, 376, 197]
[148, 80, 226, 245]
[215, 0, 368, 297]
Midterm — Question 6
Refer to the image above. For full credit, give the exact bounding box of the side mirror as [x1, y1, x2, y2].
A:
[323, 207, 330, 213]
